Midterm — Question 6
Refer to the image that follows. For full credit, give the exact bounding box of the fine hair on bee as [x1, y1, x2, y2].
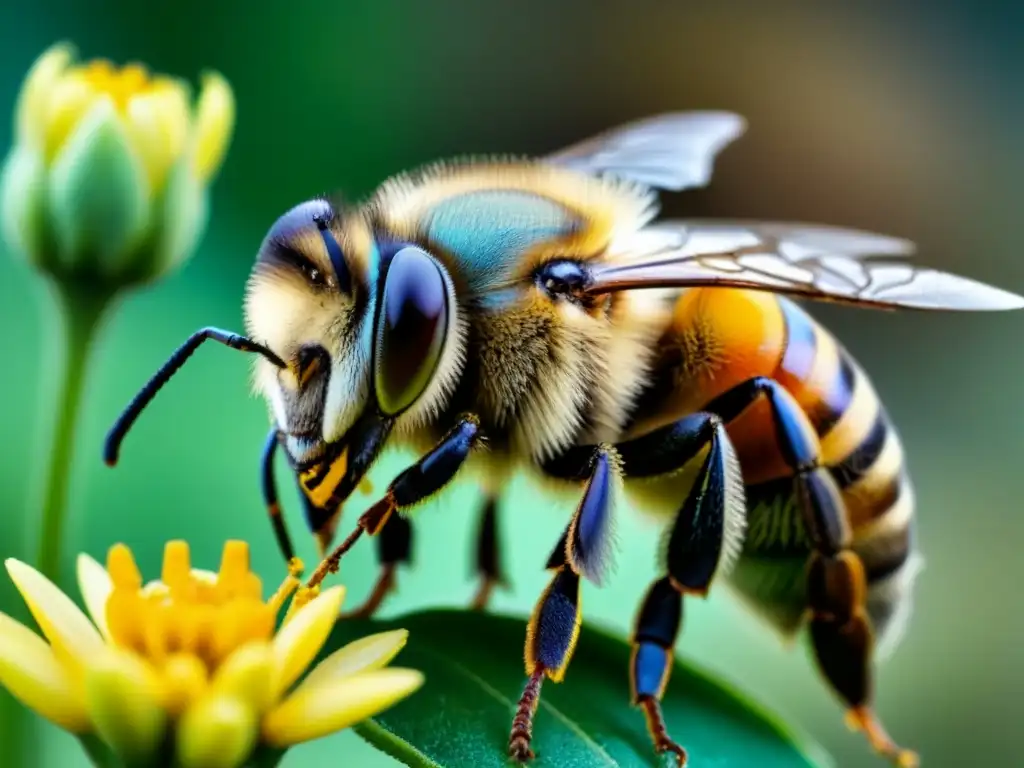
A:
[103, 110, 1024, 768]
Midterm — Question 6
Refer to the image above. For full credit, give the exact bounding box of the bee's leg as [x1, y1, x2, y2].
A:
[802, 514, 919, 765]
[616, 413, 744, 767]
[469, 495, 507, 611]
[508, 446, 619, 762]
[260, 428, 297, 565]
[698, 377, 918, 767]
[307, 414, 483, 594]
[340, 513, 413, 620]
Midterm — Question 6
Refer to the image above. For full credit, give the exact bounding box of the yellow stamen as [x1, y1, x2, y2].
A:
[216, 541, 252, 601]
[283, 586, 320, 625]
[162, 541, 192, 595]
[267, 576, 300, 616]
[107, 544, 142, 590]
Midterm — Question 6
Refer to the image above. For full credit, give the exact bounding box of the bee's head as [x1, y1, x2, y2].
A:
[245, 198, 373, 464]
[244, 198, 465, 474]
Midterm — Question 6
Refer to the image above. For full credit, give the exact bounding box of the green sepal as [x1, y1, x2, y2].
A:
[0, 145, 56, 271]
[129, 152, 208, 284]
[47, 99, 150, 279]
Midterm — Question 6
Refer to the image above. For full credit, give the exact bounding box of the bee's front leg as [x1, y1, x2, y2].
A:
[509, 445, 619, 762]
[307, 414, 483, 613]
[260, 428, 297, 565]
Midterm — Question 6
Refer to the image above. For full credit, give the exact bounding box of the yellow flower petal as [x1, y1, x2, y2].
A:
[293, 629, 409, 696]
[123, 81, 190, 192]
[210, 641, 274, 714]
[83, 648, 167, 765]
[41, 74, 99, 163]
[270, 585, 344, 698]
[76, 553, 113, 640]
[177, 694, 258, 768]
[4, 558, 104, 673]
[15, 42, 74, 148]
[0, 611, 89, 732]
[191, 70, 234, 183]
[263, 668, 424, 747]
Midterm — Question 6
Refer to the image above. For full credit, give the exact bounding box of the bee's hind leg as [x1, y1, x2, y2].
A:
[704, 376, 917, 767]
[508, 445, 619, 762]
[469, 495, 507, 611]
[616, 412, 747, 768]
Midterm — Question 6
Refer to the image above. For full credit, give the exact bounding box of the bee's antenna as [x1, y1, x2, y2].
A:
[103, 327, 286, 466]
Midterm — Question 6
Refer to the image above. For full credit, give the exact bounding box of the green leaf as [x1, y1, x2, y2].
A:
[319, 609, 832, 768]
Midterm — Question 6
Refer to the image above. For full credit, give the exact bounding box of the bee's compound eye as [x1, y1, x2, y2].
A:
[374, 246, 449, 416]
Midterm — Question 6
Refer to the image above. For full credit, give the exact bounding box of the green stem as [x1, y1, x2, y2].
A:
[35, 281, 111, 580]
[78, 733, 124, 768]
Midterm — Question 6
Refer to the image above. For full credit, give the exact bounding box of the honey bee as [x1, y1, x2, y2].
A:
[103, 112, 1023, 767]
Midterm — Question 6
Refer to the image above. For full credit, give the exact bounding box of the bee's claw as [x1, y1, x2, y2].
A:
[655, 740, 687, 768]
[845, 707, 919, 768]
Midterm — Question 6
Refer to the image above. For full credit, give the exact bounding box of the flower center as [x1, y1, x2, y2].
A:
[104, 542, 300, 670]
[75, 59, 158, 111]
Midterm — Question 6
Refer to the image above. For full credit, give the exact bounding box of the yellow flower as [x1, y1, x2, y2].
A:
[0, 541, 424, 768]
[0, 41, 235, 286]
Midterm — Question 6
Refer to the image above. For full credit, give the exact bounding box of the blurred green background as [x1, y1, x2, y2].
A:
[2, 2, 1022, 766]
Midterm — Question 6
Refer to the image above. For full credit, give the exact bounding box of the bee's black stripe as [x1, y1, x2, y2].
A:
[777, 298, 817, 380]
[859, 506, 913, 584]
[811, 350, 857, 438]
[829, 409, 889, 489]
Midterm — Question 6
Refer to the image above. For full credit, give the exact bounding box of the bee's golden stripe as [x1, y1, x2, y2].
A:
[837, 418, 903, 529]
[853, 476, 914, 582]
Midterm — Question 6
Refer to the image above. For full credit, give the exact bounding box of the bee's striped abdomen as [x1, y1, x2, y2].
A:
[725, 296, 919, 649]
[771, 297, 913, 579]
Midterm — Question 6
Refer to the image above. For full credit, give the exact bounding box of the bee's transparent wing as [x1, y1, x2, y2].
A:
[589, 220, 1024, 311]
[545, 112, 746, 192]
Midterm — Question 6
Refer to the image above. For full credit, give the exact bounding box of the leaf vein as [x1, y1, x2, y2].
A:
[426, 647, 619, 767]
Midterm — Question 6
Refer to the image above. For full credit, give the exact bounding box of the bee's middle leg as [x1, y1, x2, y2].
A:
[340, 512, 412, 620]
[508, 445, 619, 762]
[615, 412, 746, 767]
[469, 495, 507, 611]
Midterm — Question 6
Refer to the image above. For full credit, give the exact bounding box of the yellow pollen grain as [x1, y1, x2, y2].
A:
[283, 586, 320, 625]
